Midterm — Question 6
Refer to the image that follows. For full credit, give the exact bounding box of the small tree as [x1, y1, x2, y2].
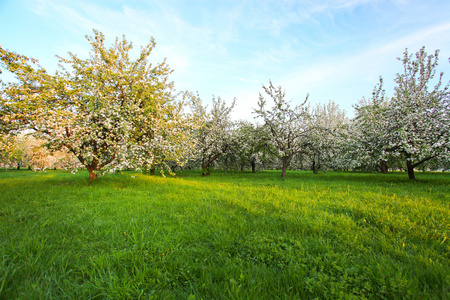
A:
[350, 78, 392, 173]
[254, 81, 313, 178]
[195, 96, 236, 176]
[0, 133, 21, 169]
[225, 120, 266, 173]
[309, 100, 348, 173]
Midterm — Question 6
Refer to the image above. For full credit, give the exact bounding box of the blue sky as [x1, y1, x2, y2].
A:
[1, 0, 450, 119]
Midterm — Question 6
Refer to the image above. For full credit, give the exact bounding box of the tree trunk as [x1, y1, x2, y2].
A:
[251, 159, 256, 173]
[379, 160, 388, 174]
[406, 159, 415, 180]
[150, 166, 156, 175]
[201, 158, 208, 176]
[202, 167, 210, 176]
[201, 159, 210, 176]
[312, 153, 320, 174]
[17, 161, 21, 170]
[281, 165, 287, 178]
[202, 153, 221, 176]
[202, 164, 211, 176]
[281, 155, 293, 178]
[87, 160, 99, 181]
[405, 154, 435, 180]
[88, 169, 98, 181]
[312, 160, 318, 174]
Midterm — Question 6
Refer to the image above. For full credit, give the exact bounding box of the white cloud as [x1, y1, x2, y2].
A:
[280, 21, 450, 97]
[10, 0, 450, 120]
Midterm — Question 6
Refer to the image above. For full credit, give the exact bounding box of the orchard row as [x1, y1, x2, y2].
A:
[1, 31, 449, 180]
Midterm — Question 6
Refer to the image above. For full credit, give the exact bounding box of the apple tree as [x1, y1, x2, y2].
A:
[384, 47, 449, 179]
[194, 95, 236, 176]
[254, 81, 313, 178]
[1, 30, 194, 180]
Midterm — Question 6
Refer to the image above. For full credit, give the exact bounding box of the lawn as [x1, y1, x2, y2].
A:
[0, 169, 449, 299]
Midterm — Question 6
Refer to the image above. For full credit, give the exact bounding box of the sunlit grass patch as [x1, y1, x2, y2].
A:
[0, 169, 449, 298]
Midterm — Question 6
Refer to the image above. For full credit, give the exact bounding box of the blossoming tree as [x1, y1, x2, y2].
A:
[309, 100, 348, 173]
[194, 95, 236, 176]
[349, 78, 392, 173]
[384, 47, 450, 180]
[0, 30, 196, 180]
[254, 81, 313, 178]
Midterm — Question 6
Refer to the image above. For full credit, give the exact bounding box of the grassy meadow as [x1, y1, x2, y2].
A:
[0, 169, 449, 299]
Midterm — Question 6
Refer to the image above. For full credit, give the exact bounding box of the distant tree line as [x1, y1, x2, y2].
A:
[1, 31, 449, 180]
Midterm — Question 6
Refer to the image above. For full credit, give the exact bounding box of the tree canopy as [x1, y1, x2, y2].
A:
[1, 35, 449, 180]
[0, 30, 197, 179]
[353, 47, 450, 179]
[254, 81, 313, 178]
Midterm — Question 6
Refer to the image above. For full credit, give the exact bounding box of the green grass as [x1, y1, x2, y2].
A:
[0, 169, 449, 299]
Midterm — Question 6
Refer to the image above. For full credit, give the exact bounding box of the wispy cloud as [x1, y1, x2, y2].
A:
[5, 0, 450, 120]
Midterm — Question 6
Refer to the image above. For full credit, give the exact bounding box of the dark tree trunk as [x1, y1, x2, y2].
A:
[202, 153, 221, 176]
[150, 166, 156, 175]
[250, 159, 256, 173]
[378, 161, 388, 174]
[281, 155, 293, 178]
[406, 160, 415, 180]
[404, 154, 435, 180]
[281, 166, 287, 178]
[312, 153, 320, 174]
[17, 161, 21, 170]
[312, 160, 318, 174]
[201, 164, 211, 176]
[312, 158, 320, 174]
[202, 164, 211, 176]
